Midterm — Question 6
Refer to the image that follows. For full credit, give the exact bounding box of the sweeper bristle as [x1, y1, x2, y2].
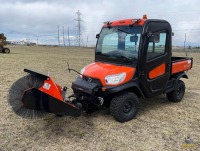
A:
[8, 74, 46, 118]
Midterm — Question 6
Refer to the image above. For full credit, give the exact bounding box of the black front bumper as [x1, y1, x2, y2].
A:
[71, 77, 99, 96]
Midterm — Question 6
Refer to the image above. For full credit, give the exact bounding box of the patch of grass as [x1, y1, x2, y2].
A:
[0, 46, 199, 151]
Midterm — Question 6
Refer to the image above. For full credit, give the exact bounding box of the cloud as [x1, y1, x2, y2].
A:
[0, 0, 200, 46]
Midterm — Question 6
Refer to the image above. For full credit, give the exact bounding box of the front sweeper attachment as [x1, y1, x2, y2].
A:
[8, 69, 81, 118]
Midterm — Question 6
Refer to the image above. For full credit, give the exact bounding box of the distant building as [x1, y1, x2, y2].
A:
[7, 40, 36, 46]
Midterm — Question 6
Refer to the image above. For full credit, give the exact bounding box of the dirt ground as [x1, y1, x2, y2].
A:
[0, 46, 199, 151]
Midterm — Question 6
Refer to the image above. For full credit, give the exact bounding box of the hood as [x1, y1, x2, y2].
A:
[82, 62, 136, 86]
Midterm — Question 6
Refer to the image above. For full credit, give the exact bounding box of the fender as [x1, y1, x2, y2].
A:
[105, 79, 145, 98]
[165, 72, 188, 93]
[175, 72, 188, 82]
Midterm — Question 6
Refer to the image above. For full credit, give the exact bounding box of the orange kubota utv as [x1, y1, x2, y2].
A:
[8, 15, 192, 122]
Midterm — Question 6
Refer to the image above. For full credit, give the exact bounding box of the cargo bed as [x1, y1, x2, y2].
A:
[171, 57, 193, 75]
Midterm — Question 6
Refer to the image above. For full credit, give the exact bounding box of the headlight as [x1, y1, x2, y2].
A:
[105, 72, 126, 85]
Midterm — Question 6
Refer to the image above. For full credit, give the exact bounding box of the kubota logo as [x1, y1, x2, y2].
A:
[87, 78, 92, 82]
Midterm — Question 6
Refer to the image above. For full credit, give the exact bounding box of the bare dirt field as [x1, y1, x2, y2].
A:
[0, 46, 199, 151]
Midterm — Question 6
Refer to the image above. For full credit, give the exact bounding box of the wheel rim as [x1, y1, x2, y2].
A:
[4, 48, 9, 53]
[123, 100, 132, 113]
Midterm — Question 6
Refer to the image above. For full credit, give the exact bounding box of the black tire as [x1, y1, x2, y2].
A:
[3, 48, 10, 53]
[167, 80, 185, 102]
[55, 114, 64, 117]
[110, 92, 139, 122]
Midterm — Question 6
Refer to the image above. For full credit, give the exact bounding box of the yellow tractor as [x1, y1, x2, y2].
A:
[0, 33, 10, 53]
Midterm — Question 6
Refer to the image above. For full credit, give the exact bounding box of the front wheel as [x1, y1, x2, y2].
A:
[110, 92, 139, 122]
[3, 48, 10, 53]
[167, 80, 185, 102]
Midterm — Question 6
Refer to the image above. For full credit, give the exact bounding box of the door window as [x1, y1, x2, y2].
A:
[147, 32, 167, 60]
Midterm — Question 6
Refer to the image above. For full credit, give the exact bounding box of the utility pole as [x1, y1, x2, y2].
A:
[58, 26, 60, 46]
[37, 37, 38, 45]
[86, 36, 88, 47]
[68, 26, 70, 47]
[63, 26, 65, 46]
[74, 10, 84, 47]
[184, 33, 187, 56]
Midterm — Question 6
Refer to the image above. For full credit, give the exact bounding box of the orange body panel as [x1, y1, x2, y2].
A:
[149, 64, 166, 79]
[172, 60, 192, 75]
[83, 62, 135, 86]
[103, 19, 146, 27]
[39, 77, 63, 101]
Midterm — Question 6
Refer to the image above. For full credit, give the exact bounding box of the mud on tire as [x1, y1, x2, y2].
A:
[110, 92, 139, 122]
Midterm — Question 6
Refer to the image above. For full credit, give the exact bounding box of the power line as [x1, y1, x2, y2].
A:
[173, 29, 200, 31]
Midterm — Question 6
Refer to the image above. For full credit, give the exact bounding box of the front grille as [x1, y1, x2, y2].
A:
[82, 76, 102, 86]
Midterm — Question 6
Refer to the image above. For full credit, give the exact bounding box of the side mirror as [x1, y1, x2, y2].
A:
[96, 34, 100, 38]
[130, 35, 138, 42]
[149, 33, 160, 43]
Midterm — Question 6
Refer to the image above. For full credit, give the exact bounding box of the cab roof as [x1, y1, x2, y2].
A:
[103, 19, 146, 27]
[103, 15, 147, 27]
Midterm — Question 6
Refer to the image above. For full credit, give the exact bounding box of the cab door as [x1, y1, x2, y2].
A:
[139, 21, 172, 98]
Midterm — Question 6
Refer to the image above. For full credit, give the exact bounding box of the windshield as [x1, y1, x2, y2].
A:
[96, 26, 142, 65]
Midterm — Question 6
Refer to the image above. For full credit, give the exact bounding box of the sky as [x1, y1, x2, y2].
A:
[0, 0, 200, 46]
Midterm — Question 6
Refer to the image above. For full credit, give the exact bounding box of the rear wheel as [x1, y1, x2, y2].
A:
[167, 80, 185, 102]
[110, 92, 139, 122]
